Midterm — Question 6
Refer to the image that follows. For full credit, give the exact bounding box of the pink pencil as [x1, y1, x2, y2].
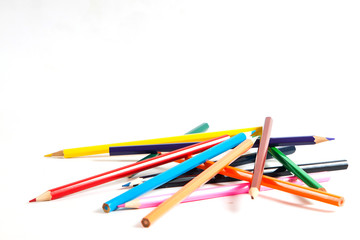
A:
[118, 172, 330, 209]
[249, 117, 273, 199]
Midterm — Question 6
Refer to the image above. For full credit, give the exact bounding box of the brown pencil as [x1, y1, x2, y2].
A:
[249, 117, 273, 199]
[141, 135, 258, 228]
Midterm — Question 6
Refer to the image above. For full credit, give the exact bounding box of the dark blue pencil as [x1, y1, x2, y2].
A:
[109, 136, 333, 156]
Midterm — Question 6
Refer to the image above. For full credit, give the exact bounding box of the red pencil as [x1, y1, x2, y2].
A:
[29, 135, 230, 202]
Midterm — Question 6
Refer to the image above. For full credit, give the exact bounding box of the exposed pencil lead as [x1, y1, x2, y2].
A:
[29, 198, 36, 203]
[326, 137, 335, 141]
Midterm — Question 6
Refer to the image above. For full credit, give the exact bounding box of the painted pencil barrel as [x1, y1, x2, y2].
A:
[268, 147, 325, 190]
[253, 136, 317, 147]
[110, 142, 196, 155]
[109, 136, 330, 156]
[250, 117, 273, 193]
[142, 137, 258, 227]
[102, 131, 252, 213]
[184, 123, 209, 134]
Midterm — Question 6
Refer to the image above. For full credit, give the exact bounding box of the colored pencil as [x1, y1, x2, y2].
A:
[141, 135, 257, 227]
[102, 131, 253, 213]
[268, 147, 326, 191]
[123, 158, 347, 189]
[29, 135, 229, 202]
[249, 117, 273, 199]
[109, 135, 333, 156]
[183, 159, 344, 206]
[184, 123, 209, 134]
[45, 126, 261, 158]
[118, 173, 331, 209]
[128, 123, 209, 178]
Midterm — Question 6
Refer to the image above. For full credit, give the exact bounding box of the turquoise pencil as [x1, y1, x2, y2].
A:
[102, 131, 254, 213]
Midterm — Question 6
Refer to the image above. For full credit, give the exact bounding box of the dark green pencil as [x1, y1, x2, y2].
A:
[128, 123, 209, 178]
[268, 146, 326, 191]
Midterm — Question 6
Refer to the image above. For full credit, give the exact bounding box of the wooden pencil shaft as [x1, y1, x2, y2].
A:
[34, 136, 230, 201]
[251, 117, 273, 190]
[176, 160, 344, 206]
[60, 126, 262, 158]
[268, 147, 325, 190]
[142, 138, 255, 227]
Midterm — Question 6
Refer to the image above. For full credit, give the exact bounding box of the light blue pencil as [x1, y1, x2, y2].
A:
[102, 130, 254, 213]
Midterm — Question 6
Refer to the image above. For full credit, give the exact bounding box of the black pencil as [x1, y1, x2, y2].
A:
[124, 159, 348, 188]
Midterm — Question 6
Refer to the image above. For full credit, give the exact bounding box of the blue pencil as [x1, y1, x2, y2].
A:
[102, 130, 254, 213]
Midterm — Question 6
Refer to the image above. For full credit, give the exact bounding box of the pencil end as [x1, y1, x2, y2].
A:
[102, 203, 111, 213]
[29, 198, 36, 203]
[249, 187, 259, 199]
[142, 218, 151, 228]
[318, 187, 327, 192]
[44, 154, 52, 157]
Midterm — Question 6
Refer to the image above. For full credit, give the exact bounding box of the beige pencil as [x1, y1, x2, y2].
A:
[141, 135, 258, 228]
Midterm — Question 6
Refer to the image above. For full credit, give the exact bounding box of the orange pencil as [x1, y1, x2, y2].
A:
[141, 135, 258, 227]
[249, 117, 273, 199]
[174, 160, 344, 207]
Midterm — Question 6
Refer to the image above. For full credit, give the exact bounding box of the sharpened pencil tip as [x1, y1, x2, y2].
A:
[29, 198, 36, 203]
[249, 187, 259, 199]
[44, 154, 52, 157]
[326, 137, 335, 141]
[122, 182, 130, 187]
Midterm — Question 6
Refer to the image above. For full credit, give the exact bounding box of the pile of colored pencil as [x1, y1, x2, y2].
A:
[31, 120, 347, 228]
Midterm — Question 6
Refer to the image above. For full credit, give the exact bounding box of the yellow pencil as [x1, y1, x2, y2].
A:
[141, 134, 258, 228]
[45, 126, 262, 158]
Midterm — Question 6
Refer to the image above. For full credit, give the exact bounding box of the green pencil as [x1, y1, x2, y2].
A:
[184, 123, 209, 134]
[135, 123, 209, 162]
[128, 123, 209, 178]
[268, 147, 326, 192]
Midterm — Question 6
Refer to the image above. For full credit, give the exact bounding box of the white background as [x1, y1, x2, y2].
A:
[0, 1, 359, 239]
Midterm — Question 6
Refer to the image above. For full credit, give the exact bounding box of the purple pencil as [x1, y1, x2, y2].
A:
[117, 173, 330, 209]
[109, 136, 334, 156]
